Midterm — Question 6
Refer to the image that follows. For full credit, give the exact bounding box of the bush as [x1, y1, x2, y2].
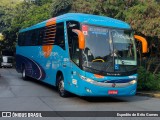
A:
[137, 66, 160, 91]
[155, 73, 160, 90]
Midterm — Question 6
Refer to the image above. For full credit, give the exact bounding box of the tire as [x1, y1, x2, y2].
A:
[57, 74, 69, 97]
[22, 68, 28, 80]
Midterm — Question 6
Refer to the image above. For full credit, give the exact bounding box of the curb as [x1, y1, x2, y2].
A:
[136, 92, 160, 98]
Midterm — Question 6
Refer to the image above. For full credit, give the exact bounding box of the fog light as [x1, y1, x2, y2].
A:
[85, 88, 92, 93]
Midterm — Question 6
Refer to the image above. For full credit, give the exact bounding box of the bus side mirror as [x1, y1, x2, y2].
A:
[134, 35, 148, 53]
[72, 29, 85, 50]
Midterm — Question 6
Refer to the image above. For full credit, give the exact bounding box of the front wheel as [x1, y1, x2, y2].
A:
[22, 68, 28, 80]
[57, 75, 69, 97]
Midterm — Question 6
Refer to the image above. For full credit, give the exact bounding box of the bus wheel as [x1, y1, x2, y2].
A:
[57, 75, 69, 97]
[22, 68, 27, 80]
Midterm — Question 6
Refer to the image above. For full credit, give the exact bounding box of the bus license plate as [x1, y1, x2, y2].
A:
[108, 90, 118, 95]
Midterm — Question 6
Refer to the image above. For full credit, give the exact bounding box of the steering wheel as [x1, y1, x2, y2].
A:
[92, 59, 105, 62]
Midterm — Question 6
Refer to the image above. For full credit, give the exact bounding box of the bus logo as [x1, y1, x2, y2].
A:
[112, 83, 116, 87]
[42, 45, 53, 58]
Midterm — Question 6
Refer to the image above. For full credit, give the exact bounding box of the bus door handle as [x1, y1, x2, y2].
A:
[63, 64, 66, 67]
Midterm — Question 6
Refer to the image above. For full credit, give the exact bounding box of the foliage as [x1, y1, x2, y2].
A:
[138, 66, 160, 91]
[0, 0, 21, 32]
[71, 0, 140, 20]
[34, 0, 52, 6]
[0, 33, 4, 41]
[124, 0, 160, 38]
[51, 0, 72, 17]
[71, 0, 100, 15]
[13, 3, 52, 29]
[0, 0, 23, 50]
[99, 0, 139, 19]
[0, 0, 52, 51]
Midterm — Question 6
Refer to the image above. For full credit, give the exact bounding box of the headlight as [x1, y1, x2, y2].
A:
[79, 74, 137, 87]
[79, 75, 95, 83]
[129, 80, 137, 84]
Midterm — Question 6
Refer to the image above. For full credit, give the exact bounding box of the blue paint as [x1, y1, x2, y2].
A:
[19, 13, 130, 33]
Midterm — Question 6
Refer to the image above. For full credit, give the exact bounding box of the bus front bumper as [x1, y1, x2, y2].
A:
[73, 77, 137, 97]
[80, 82, 137, 96]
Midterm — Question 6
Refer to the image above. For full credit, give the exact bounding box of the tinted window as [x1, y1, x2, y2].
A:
[18, 33, 22, 46]
[55, 22, 65, 49]
[31, 30, 36, 45]
[18, 22, 65, 48]
[67, 21, 80, 65]
[25, 31, 30, 46]
[18, 27, 45, 46]
[38, 28, 45, 45]
[19, 33, 25, 46]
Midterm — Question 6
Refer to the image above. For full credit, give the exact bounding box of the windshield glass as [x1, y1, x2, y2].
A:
[81, 25, 137, 75]
[111, 29, 137, 65]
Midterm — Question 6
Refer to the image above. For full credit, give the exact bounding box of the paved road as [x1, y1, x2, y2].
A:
[0, 68, 159, 120]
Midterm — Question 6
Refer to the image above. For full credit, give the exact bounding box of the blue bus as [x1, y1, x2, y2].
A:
[16, 13, 147, 97]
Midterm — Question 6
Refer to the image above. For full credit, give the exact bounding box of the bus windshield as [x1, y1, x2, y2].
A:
[82, 25, 137, 74]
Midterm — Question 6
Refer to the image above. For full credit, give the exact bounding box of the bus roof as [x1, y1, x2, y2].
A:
[20, 13, 131, 32]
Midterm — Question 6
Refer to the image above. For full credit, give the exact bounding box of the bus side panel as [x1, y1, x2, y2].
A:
[16, 54, 46, 80]
[16, 46, 47, 80]
[38, 46, 69, 86]
[16, 45, 70, 86]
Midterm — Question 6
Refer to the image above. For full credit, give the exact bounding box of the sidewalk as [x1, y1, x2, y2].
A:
[136, 91, 160, 98]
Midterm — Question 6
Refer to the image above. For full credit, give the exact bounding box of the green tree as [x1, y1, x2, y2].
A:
[124, 0, 160, 38]
[34, 0, 52, 6]
[0, 0, 23, 51]
[71, 0, 140, 19]
[12, 2, 51, 29]
[0, 33, 4, 41]
[0, 0, 52, 51]
[0, 0, 21, 32]
[71, 0, 99, 14]
[51, 0, 72, 17]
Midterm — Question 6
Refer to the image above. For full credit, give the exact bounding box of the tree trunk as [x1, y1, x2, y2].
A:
[147, 59, 152, 71]
[153, 63, 160, 74]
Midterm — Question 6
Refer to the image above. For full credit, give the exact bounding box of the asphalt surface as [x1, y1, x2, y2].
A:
[0, 68, 160, 120]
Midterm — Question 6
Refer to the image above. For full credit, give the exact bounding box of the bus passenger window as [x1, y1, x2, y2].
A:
[38, 28, 44, 45]
[25, 31, 31, 46]
[18, 33, 23, 46]
[21, 33, 26, 46]
[55, 22, 65, 49]
[31, 31, 36, 45]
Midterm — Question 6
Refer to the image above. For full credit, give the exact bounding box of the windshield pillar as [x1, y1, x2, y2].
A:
[67, 21, 82, 67]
